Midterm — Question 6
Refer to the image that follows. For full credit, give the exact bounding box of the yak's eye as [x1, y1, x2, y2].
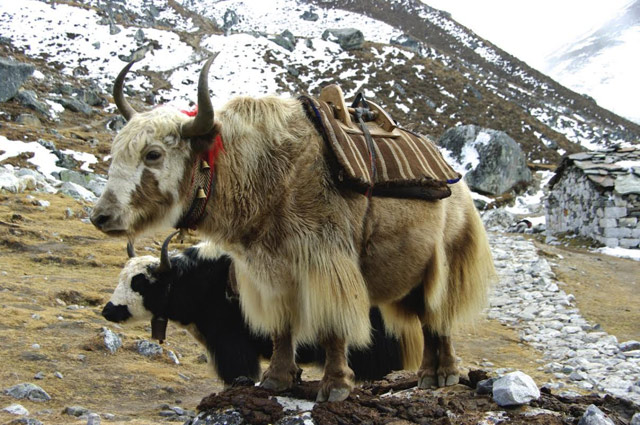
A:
[144, 150, 163, 164]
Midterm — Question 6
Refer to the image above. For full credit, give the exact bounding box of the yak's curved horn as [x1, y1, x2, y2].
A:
[113, 59, 140, 121]
[158, 230, 180, 273]
[180, 53, 219, 139]
[126, 241, 136, 259]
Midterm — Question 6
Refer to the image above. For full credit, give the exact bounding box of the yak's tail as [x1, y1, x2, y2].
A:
[378, 304, 423, 371]
[397, 314, 423, 371]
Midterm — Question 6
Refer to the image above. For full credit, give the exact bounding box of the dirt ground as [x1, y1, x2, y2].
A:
[0, 190, 638, 424]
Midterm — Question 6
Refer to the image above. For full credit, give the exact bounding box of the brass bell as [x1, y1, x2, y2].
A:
[196, 187, 207, 199]
[201, 160, 211, 171]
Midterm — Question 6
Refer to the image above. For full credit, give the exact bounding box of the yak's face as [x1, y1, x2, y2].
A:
[91, 56, 218, 238]
[91, 109, 193, 237]
[102, 256, 162, 323]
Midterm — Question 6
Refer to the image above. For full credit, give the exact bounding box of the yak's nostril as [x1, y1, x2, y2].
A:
[91, 213, 111, 228]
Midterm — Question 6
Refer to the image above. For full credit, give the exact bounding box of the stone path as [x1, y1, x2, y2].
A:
[488, 233, 640, 405]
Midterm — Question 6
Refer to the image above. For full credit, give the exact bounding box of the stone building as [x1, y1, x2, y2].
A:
[545, 146, 640, 248]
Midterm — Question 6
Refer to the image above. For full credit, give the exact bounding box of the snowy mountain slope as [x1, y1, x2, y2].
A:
[544, 0, 640, 124]
[306, 0, 640, 151]
[0, 0, 638, 172]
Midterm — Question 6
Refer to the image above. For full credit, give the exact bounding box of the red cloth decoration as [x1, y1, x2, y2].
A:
[209, 134, 224, 170]
[181, 106, 198, 117]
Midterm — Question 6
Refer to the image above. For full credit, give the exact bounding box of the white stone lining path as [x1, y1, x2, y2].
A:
[488, 233, 640, 405]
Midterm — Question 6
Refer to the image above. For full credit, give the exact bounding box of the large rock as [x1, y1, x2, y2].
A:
[578, 405, 614, 425]
[0, 58, 35, 102]
[58, 170, 106, 197]
[4, 383, 51, 402]
[492, 371, 540, 406]
[390, 34, 424, 55]
[3, 404, 29, 415]
[101, 327, 122, 354]
[58, 181, 97, 202]
[223, 9, 239, 31]
[300, 10, 319, 21]
[14, 90, 50, 117]
[322, 28, 364, 50]
[271, 30, 297, 52]
[136, 340, 163, 357]
[481, 208, 516, 231]
[438, 125, 532, 195]
[0, 169, 34, 193]
[56, 97, 93, 116]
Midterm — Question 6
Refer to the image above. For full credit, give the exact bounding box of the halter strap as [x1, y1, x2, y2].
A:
[175, 134, 223, 230]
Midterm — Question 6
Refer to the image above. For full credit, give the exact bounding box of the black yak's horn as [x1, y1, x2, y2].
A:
[113, 59, 140, 121]
[158, 230, 180, 273]
[180, 53, 219, 139]
[126, 241, 136, 259]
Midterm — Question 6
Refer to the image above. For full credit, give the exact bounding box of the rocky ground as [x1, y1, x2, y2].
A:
[0, 187, 638, 424]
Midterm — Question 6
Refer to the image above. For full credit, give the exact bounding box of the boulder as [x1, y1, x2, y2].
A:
[271, 30, 297, 52]
[4, 383, 51, 402]
[322, 28, 364, 50]
[101, 327, 122, 354]
[578, 405, 614, 425]
[63, 405, 91, 417]
[0, 58, 35, 102]
[390, 34, 423, 55]
[0, 168, 38, 193]
[14, 90, 50, 117]
[3, 404, 29, 415]
[438, 125, 532, 195]
[136, 340, 163, 357]
[56, 97, 93, 116]
[492, 371, 540, 406]
[223, 9, 239, 31]
[16, 114, 41, 127]
[58, 170, 106, 197]
[475, 378, 495, 395]
[6, 418, 43, 425]
[300, 10, 319, 21]
[58, 181, 97, 202]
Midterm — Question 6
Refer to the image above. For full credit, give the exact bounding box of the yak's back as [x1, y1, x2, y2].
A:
[301, 85, 461, 201]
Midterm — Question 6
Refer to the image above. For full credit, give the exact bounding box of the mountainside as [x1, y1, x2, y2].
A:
[544, 0, 640, 125]
[2, 2, 640, 423]
[0, 0, 638, 180]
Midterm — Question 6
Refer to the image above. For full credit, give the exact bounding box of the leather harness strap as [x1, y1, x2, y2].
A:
[175, 134, 223, 231]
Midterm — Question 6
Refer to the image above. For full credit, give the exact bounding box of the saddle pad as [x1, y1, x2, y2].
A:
[301, 96, 461, 200]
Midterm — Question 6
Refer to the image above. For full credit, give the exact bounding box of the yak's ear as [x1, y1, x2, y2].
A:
[189, 122, 221, 154]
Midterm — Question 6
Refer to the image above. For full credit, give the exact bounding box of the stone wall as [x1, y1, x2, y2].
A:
[545, 167, 640, 248]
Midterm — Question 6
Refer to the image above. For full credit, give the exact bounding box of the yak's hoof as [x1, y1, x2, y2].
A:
[316, 386, 350, 402]
[418, 375, 438, 389]
[438, 373, 459, 387]
[260, 377, 291, 392]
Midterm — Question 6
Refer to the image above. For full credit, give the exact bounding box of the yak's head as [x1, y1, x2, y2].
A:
[91, 56, 219, 237]
[102, 232, 177, 342]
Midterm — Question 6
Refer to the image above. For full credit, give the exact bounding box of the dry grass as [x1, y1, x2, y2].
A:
[1, 191, 639, 423]
[0, 192, 225, 424]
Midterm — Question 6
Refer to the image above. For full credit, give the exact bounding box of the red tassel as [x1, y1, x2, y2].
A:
[181, 105, 198, 117]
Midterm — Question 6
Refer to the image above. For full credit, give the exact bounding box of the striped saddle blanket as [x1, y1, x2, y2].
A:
[301, 85, 460, 200]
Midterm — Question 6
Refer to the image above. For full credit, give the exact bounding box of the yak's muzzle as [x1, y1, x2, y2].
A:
[102, 302, 132, 323]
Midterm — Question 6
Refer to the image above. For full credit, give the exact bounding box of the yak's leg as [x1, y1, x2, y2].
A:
[316, 335, 355, 402]
[418, 328, 459, 389]
[435, 334, 459, 387]
[261, 330, 300, 391]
